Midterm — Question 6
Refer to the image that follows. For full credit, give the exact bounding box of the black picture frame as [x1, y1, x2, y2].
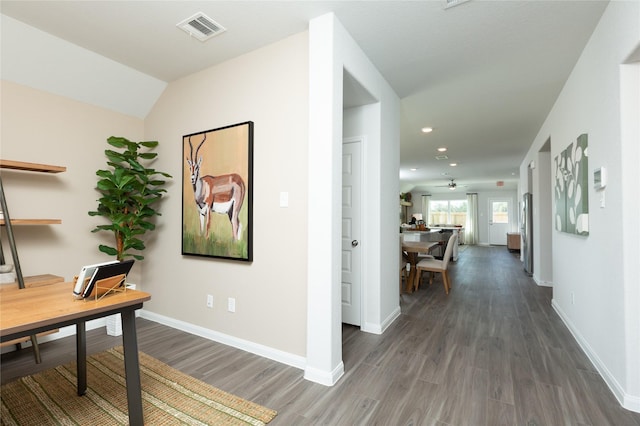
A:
[182, 121, 253, 261]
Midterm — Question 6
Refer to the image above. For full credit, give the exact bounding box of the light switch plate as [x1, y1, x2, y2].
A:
[594, 167, 606, 190]
[279, 191, 289, 207]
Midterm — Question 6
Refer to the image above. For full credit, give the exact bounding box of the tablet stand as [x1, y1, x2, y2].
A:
[91, 273, 127, 301]
[73, 273, 127, 301]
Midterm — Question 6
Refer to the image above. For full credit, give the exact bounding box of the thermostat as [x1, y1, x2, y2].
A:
[594, 167, 606, 190]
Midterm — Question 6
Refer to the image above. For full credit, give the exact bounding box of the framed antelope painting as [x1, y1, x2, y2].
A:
[182, 121, 253, 261]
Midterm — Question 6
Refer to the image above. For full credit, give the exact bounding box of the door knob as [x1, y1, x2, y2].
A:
[351, 240, 359, 247]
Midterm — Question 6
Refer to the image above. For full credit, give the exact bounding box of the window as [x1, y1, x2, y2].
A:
[428, 199, 467, 226]
[491, 201, 508, 224]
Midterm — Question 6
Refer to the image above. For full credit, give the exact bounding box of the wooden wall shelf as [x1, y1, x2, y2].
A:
[1, 219, 62, 226]
[0, 159, 66, 173]
[0, 159, 67, 362]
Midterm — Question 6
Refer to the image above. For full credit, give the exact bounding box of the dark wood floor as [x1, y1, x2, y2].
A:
[3, 246, 640, 425]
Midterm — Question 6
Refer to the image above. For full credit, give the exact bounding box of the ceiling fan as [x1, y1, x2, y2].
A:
[436, 179, 463, 190]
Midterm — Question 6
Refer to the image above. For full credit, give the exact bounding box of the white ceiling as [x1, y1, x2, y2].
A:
[0, 0, 608, 194]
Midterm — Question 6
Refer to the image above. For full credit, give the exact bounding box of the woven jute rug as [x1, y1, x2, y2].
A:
[1, 347, 277, 425]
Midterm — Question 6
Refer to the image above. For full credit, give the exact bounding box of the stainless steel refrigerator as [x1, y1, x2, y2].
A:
[522, 193, 533, 276]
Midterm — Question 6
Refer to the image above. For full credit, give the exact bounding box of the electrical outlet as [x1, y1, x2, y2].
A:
[206, 294, 213, 308]
[228, 297, 236, 313]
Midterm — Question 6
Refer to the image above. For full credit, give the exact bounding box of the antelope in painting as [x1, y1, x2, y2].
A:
[186, 135, 246, 240]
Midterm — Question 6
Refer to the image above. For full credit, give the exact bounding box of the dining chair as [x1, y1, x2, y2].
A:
[399, 234, 408, 294]
[415, 233, 457, 294]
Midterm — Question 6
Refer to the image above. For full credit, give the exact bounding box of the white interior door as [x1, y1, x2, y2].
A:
[489, 198, 510, 245]
[341, 140, 362, 326]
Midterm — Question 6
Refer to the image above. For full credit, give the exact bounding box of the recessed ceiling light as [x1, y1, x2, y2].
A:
[410, 168, 417, 171]
[421, 127, 433, 133]
[437, 147, 447, 152]
[449, 163, 458, 167]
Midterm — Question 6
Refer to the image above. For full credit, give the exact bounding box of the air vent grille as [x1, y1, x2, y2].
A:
[177, 12, 226, 42]
[444, 0, 470, 9]
[435, 155, 449, 160]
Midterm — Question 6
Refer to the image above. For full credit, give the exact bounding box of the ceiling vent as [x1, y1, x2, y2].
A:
[435, 155, 449, 160]
[177, 12, 226, 42]
[444, 0, 470, 9]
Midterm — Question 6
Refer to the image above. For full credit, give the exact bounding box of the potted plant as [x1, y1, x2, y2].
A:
[400, 192, 412, 203]
[89, 136, 172, 261]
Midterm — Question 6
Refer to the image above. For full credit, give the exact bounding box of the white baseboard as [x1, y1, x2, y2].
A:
[552, 299, 640, 413]
[625, 394, 640, 413]
[139, 310, 306, 371]
[304, 361, 344, 386]
[533, 275, 553, 287]
[362, 306, 401, 335]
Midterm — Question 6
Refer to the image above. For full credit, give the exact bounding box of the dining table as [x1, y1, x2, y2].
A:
[402, 229, 456, 292]
[402, 240, 438, 293]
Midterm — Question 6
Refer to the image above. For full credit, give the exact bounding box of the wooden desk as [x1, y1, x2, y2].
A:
[402, 241, 438, 292]
[0, 281, 151, 425]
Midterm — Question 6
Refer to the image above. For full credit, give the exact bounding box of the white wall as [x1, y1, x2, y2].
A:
[306, 13, 400, 385]
[344, 104, 401, 334]
[520, 1, 640, 411]
[621, 59, 640, 407]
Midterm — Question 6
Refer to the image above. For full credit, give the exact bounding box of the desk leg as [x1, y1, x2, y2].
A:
[121, 309, 144, 425]
[76, 321, 87, 396]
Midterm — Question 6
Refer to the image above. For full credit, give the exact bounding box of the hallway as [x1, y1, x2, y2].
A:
[332, 245, 640, 424]
[2, 246, 639, 425]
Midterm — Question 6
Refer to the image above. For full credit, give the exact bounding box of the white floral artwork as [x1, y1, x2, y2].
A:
[554, 134, 589, 236]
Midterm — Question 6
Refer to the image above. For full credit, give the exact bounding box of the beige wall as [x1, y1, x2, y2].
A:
[142, 32, 309, 357]
[0, 80, 144, 284]
[2, 30, 310, 363]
